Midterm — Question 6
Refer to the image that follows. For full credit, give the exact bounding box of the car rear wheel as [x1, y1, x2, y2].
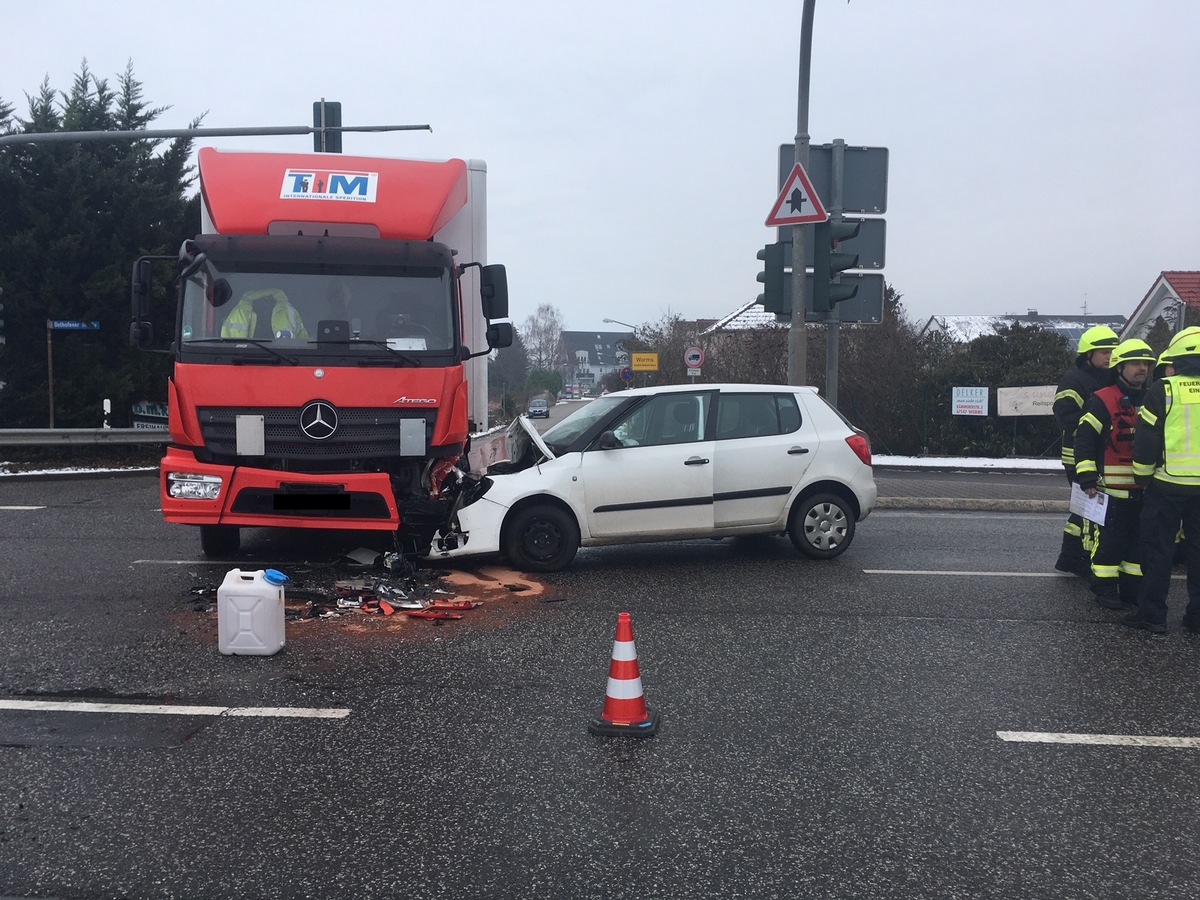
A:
[504, 504, 579, 573]
[200, 524, 240, 558]
[789, 492, 855, 559]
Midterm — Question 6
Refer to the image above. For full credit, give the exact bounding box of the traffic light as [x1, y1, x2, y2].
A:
[313, 100, 342, 153]
[812, 219, 860, 313]
[756, 242, 787, 314]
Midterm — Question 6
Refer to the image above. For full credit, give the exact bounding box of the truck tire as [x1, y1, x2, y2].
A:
[503, 504, 579, 573]
[200, 525, 240, 558]
[788, 492, 854, 560]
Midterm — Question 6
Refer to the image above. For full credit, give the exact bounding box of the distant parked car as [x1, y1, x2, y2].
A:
[526, 398, 550, 418]
[426, 383, 876, 572]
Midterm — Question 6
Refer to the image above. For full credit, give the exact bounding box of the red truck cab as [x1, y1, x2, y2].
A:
[131, 149, 511, 557]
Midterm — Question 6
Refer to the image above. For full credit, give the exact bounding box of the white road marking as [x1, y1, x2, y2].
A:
[999, 730, 1200, 749]
[133, 559, 239, 565]
[0, 505, 45, 510]
[865, 569, 1184, 579]
[865, 570, 1067, 577]
[0, 698, 350, 719]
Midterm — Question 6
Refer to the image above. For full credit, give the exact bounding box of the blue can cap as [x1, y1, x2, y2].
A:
[263, 568, 289, 586]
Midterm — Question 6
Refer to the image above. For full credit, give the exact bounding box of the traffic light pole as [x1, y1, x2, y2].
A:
[788, 0, 817, 386]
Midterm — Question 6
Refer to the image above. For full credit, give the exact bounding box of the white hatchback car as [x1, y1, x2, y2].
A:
[427, 383, 877, 572]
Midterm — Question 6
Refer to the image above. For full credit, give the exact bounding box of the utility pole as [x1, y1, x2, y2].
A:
[788, 0, 817, 385]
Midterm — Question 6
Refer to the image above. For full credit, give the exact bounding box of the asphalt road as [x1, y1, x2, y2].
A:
[3, 474, 1200, 899]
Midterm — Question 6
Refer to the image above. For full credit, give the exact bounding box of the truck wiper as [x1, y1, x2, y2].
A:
[185, 337, 300, 365]
[306, 338, 423, 367]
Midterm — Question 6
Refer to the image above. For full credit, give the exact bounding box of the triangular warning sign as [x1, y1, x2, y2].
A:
[766, 163, 828, 227]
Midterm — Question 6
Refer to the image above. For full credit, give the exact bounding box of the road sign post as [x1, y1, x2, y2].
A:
[46, 319, 101, 427]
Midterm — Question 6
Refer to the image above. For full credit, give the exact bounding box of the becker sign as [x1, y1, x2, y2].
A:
[952, 386, 988, 416]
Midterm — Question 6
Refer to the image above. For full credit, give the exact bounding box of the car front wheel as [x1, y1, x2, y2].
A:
[789, 492, 855, 559]
[504, 504, 580, 573]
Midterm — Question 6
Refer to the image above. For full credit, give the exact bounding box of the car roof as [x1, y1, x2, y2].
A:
[607, 383, 819, 398]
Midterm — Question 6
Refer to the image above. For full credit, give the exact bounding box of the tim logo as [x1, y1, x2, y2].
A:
[280, 169, 378, 203]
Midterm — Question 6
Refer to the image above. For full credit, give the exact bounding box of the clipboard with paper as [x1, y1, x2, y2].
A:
[1069, 483, 1110, 527]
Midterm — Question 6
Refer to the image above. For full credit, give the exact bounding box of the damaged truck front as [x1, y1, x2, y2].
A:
[130, 148, 512, 557]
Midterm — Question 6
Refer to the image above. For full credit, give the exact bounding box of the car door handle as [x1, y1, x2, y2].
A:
[788, 447, 810, 455]
[684, 457, 710, 466]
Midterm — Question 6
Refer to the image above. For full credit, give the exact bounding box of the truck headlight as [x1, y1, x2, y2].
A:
[167, 472, 223, 500]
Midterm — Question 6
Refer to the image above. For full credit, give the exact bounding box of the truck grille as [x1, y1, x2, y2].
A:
[197, 406, 432, 461]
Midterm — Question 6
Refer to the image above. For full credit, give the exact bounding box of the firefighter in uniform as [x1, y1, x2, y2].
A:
[1128, 330, 1200, 634]
[1053, 325, 1119, 576]
[1073, 339, 1154, 609]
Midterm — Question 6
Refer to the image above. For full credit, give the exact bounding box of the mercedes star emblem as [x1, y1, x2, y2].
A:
[299, 400, 338, 441]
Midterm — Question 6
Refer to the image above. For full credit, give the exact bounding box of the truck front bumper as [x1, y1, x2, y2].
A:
[160, 447, 400, 531]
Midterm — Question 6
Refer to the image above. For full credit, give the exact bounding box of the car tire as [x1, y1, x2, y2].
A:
[200, 525, 240, 558]
[788, 492, 855, 560]
[503, 504, 580, 573]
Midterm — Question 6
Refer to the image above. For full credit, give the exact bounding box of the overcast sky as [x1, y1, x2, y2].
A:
[4, 1, 1198, 334]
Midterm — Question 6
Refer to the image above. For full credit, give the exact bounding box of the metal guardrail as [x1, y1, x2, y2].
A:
[0, 428, 169, 447]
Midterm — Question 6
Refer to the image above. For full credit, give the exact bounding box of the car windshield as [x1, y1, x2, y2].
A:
[179, 264, 456, 354]
[540, 395, 626, 454]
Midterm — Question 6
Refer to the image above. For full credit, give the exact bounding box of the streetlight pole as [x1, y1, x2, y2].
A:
[603, 318, 639, 389]
[789, 0, 816, 386]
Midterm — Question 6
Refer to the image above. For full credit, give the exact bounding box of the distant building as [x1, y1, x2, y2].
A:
[919, 311, 1127, 347]
[1120, 271, 1200, 339]
[699, 299, 783, 335]
[559, 330, 632, 391]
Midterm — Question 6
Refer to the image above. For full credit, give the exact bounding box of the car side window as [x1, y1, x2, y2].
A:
[778, 394, 802, 433]
[716, 393, 802, 440]
[608, 393, 711, 448]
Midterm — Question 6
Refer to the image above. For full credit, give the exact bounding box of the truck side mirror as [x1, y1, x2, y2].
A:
[486, 321, 514, 350]
[131, 257, 154, 320]
[480, 264, 508, 320]
[130, 321, 154, 348]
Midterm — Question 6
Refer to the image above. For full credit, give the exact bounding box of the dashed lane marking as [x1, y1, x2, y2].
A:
[865, 569, 1184, 579]
[0, 698, 350, 719]
[999, 730, 1200, 749]
[0, 505, 45, 510]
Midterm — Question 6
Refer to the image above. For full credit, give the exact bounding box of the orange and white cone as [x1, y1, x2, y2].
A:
[588, 612, 660, 737]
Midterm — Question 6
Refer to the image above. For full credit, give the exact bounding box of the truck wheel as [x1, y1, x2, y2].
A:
[504, 504, 579, 573]
[200, 525, 240, 558]
[788, 492, 854, 560]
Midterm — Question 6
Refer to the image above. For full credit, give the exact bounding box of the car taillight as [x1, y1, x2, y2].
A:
[845, 432, 872, 467]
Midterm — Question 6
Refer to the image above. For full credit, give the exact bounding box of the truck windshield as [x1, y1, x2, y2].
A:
[180, 265, 456, 353]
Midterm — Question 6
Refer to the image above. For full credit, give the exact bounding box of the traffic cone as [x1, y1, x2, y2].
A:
[588, 612, 660, 737]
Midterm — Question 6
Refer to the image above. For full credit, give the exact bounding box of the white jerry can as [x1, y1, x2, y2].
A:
[217, 568, 287, 656]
